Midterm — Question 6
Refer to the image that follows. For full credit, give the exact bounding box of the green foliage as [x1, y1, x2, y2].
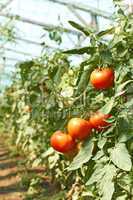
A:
[68, 139, 94, 170]
[110, 143, 132, 171]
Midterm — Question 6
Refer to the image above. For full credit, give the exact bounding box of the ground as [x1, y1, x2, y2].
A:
[0, 142, 25, 200]
[0, 139, 59, 200]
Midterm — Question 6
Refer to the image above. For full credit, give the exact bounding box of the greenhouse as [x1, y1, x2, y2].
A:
[0, 0, 133, 199]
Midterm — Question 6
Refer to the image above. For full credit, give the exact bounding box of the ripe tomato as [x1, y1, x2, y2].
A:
[67, 118, 92, 140]
[89, 112, 112, 131]
[50, 131, 76, 153]
[90, 68, 114, 89]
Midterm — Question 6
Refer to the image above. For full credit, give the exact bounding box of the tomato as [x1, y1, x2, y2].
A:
[67, 118, 92, 140]
[50, 131, 76, 153]
[89, 112, 112, 131]
[90, 68, 114, 90]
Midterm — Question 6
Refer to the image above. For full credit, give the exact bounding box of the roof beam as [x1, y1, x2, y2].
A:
[15, 36, 42, 46]
[46, 0, 112, 19]
[14, 36, 62, 50]
[4, 47, 37, 57]
[2, 56, 22, 62]
[0, 12, 80, 35]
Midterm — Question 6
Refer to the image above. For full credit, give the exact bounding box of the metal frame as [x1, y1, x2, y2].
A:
[0, 13, 80, 35]
[46, 0, 112, 19]
[0, 0, 113, 69]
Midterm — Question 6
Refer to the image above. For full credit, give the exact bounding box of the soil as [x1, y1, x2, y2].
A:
[0, 139, 59, 200]
[0, 144, 25, 200]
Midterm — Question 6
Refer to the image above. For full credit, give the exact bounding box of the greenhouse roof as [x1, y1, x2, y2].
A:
[0, 0, 115, 89]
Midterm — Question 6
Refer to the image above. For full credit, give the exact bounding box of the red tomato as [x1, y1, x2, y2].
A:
[90, 68, 114, 90]
[50, 131, 76, 153]
[67, 118, 92, 140]
[89, 112, 112, 131]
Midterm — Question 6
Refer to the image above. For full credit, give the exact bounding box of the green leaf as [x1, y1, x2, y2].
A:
[86, 164, 116, 200]
[69, 21, 92, 36]
[118, 130, 133, 143]
[68, 139, 94, 171]
[116, 195, 128, 200]
[63, 46, 95, 55]
[82, 191, 95, 197]
[115, 80, 133, 97]
[99, 164, 116, 200]
[110, 143, 132, 171]
[97, 27, 114, 37]
[98, 137, 107, 149]
[86, 164, 105, 185]
[93, 150, 104, 160]
[124, 98, 133, 109]
[99, 98, 115, 114]
[117, 118, 133, 142]
[104, 116, 116, 123]
[75, 69, 90, 96]
[103, 125, 115, 136]
[42, 147, 54, 158]
[100, 50, 112, 64]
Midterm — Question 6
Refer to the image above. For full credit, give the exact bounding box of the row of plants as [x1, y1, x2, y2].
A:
[0, 1, 133, 199]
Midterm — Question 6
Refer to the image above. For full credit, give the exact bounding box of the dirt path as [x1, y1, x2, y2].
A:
[0, 144, 25, 200]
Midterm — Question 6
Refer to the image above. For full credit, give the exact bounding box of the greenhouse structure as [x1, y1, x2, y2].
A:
[0, 0, 132, 200]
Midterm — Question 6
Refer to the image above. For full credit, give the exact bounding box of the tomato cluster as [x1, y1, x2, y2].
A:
[50, 113, 112, 154]
[50, 67, 114, 155]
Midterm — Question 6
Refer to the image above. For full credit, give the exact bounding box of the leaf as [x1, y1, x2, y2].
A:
[86, 164, 105, 185]
[97, 27, 114, 37]
[75, 69, 90, 96]
[63, 46, 94, 55]
[93, 150, 104, 160]
[86, 163, 117, 200]
[99, 98, 115, 114]
[103, 125, 115, 137]
[118, 131, 133, 143]
[124, 98, 133, 109]
[98, 137, 107, 149]
[100, 50, 112, 64]
[42, 147, 54, 158]
[68, 139, 94, 171]
[99, 164, 116, 200]
[69, 21, 92, 36]
[116, 195, 128, 200]
[82, 191, 94, 197]
[104, 116, 116, 123]
[115, 80, 133, 97]
[117, 173, 132, 194]
[117, 118, 133, 142]
[110, 143, 132, 171]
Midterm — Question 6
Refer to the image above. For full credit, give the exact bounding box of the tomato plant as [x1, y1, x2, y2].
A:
[0, 1, 133, 200]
